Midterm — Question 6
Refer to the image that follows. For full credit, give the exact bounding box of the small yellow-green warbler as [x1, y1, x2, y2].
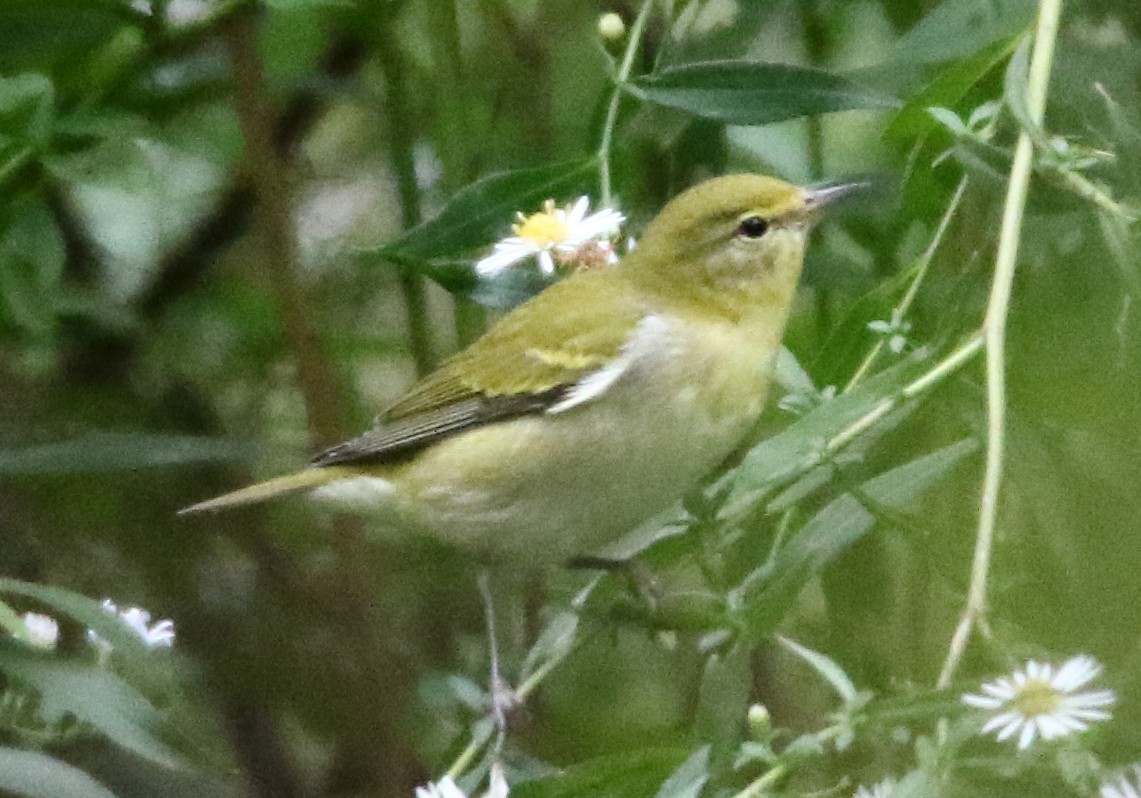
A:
[184, 175, 856, 562]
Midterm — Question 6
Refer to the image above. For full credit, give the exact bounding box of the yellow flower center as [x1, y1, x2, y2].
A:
[1011, 680, 1063, 717]
[514, 209, 569, 247]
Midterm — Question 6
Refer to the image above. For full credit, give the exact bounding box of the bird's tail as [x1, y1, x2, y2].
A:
[179, 467, 353, 515]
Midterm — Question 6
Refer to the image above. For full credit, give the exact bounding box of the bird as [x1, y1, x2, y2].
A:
[182, 174, 857, 564]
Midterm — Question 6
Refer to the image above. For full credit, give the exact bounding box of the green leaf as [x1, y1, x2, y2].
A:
[520, 610, 578, 683]
[892, 769, 943, 798]
[776, 635, 858, 704]
[374, 159, 598, 268]
[735, 439, 978, 638]
[0, 748, 119, 798]
[888, 0, 1037, 66]
[654, 746, 709, 798]
[693, 644, 749, 766]
[0, 73, 54, 148]
[0, 432, 253, 475]
[513, 748, 689, 798]
[0, 637, 179, 769]
[1002, 36, 1049, 148]
[0, 598, 27, 640]
[0, 198, 65, 335]
[885, 35, 1022, 140]
[632, 61, 899, 126]
[717, 354, 926, 521]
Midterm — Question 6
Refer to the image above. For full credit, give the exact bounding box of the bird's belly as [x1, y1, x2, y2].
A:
[391, 348, 769, 562]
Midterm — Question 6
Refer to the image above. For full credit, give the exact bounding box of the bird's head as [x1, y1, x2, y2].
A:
[624, 174, 859, 319]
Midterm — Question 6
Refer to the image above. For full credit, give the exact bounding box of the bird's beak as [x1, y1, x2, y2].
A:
[803, 181, 867, 213]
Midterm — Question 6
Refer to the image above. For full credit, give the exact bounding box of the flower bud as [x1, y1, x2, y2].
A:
[597, 12, 625, 41]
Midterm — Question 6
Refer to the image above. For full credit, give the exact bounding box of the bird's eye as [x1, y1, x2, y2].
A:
[736, 216, 769, 239]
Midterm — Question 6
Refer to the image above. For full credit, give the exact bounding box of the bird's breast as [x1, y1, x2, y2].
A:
[386, 314, 781, 561]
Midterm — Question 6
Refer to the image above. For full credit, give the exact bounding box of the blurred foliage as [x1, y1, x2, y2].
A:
[2, 0, 1141, 797]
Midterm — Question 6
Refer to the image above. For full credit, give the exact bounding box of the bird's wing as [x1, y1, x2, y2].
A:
[311, 273, 647, 467]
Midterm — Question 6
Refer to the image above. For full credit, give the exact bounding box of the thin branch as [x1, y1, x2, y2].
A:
[937, 0, 1063, 689]
[598, 0, 654, 207]
[845, 176, 969, 391]
[376, 7, 436, 375]
[223, 12, 353, 448]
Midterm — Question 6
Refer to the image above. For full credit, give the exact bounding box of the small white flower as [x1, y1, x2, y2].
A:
[21, 612, 59, 649]
[485, 763, 509, 798]
[414, 767, 508, 798]
[962, 655, 1116, 750]
[475, 196, 624, 277]
[415, 777, 467, 798]
[1101, 765, 1141, 798]
[853, 778, 895, 798]
[778, 384, 836, 416]
[867, 310, 911, 354]
[89, 599, 175, 650]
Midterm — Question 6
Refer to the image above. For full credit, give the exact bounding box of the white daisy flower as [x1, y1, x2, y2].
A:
[88, 599, 175, 651]
[853, 778, 895, 798]
[1101, 765, 1141, 798]
[962, 655, 1115, 750]
[475, 196, 624, 277]
[20, 612, 59, 650]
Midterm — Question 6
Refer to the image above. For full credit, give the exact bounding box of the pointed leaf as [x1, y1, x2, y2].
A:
[654, 746, 709, 798]
[632, 61, 898, 126]
[717, 354, 926, 521]
[512, 748, 689, 798]
[0, 637, 179, 769]
[888, 0, 1036, 66]
[0, 432, 252, 475]
[375, 159, 598, 267]
[0, 748, 119, 798]
[736, 440, 978, 638]
[777, 636, 858, 703]
[520, 611, 578, 682]
[884, 30, 1022, 142]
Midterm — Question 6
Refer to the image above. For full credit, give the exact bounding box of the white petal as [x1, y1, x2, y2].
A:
[537, 250, 556, 275]
[1017, 720, 1038, 749]
[1069, 689, 1116, 708]
[569, 209, 625, 241]
[566, 196, 590, 226]
[963, 693, 1003, 709]
[476, 242, 535, 276]
[1055, 655, 1100, 690]
[483, 763, 509, 798]
[987, 713, 1022, 737]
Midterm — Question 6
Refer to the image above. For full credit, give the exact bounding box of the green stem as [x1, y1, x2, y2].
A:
[937, 0, 1062, 689]
[598, 0, 653, 207]
[729, 764, 789, 798]
[827, 331, 984, 456]
[377, 10, 435, 376]
[845, 176, 969, 391]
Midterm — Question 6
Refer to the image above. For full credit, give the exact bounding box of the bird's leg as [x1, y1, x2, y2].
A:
[477, 569, 518, 749]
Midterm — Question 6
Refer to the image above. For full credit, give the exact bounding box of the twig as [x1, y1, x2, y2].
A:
[376, 10, 436, 376]
[224, 12, 353, 447]
[828, 331, 984, 457]
[598, 0, 654, 207]
[937, 0, 1062, 689]
[845, 176, 969, 391]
